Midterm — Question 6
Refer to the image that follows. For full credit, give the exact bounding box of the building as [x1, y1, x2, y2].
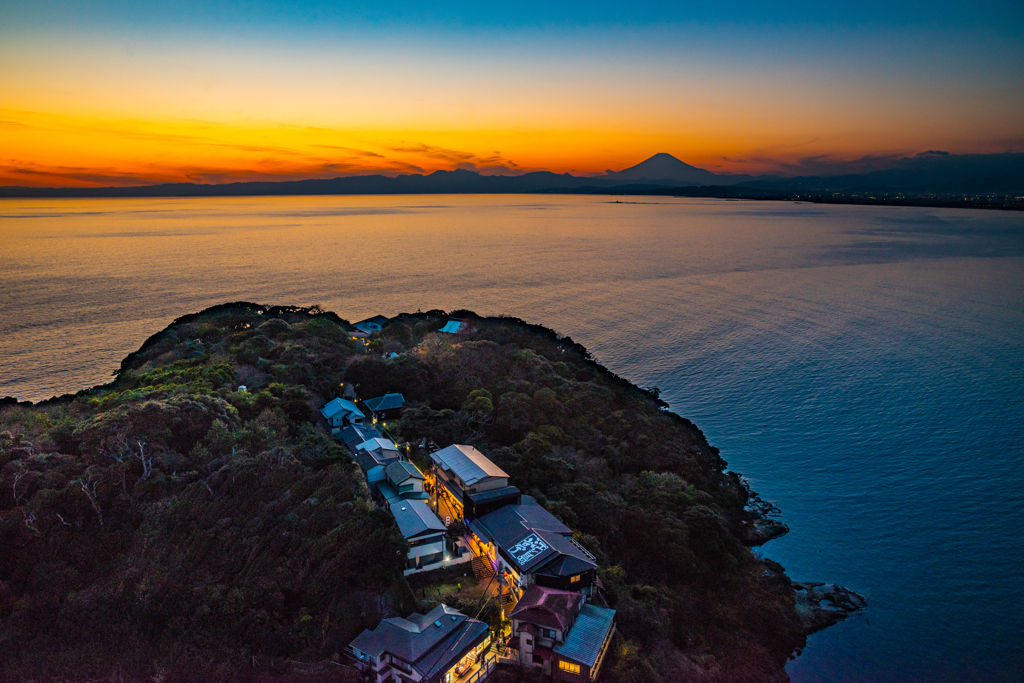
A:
[393, 499, 448, 572]
[438, 318, 468, 334]
[340, 424, 383, 454]
[364, 392, 407, 421]
[376, 460, 430, 508]
[467, 496, 598, 602]
[386, 460, 426, 496]
[321, 397, 365, 434]
[355, 439, 402, 483]
[347, 604, 493, 683]
[507, 586, 615, 682]
[354, 314, 390, 335]
[428, 444, 520, 520]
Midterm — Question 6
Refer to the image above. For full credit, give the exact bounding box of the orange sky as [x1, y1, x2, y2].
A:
[2, 20, 1022, 186]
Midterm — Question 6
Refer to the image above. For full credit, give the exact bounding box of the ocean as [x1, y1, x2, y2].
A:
[1, 194, 1022, 681]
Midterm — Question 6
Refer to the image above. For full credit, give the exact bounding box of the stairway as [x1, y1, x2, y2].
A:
[499, 590, 517, 611]
[471, 555, 494, 580]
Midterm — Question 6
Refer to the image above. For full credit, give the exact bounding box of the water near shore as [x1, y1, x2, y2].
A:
[2, 195, 1023, 681]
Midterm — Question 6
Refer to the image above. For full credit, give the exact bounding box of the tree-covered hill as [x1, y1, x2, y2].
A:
[0, 303, 805, 682]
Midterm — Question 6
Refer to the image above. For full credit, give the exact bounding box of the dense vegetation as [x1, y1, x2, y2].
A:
[0, 303, 804, 682]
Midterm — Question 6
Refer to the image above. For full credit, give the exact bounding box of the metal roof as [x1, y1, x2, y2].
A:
[364, 393, 406, 412]
[438, 319, 466, 334]
[553, 603, 616, 668]
[430, 444, 508, 486]
[391, 499, 446, 540]
[356, 437, 398, 452]
[467, 485, 521, 504]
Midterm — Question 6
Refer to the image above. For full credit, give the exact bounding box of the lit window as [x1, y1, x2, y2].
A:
[559, 661, 581, 674]
[570, 574, 580, 583]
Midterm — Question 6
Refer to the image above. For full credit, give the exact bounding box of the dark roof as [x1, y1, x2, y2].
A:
[535, 553, 596, 579]
[356, 315, 390, 326]
[430, 444, 508, 486]
[340, 425, 382, 451]
[470, 497, 595, 575]
[376, 480, 402, 506]
[467, 485, 521, 505]
[376, 480, 428, 507]
[365, 393, 406, 412]
[349, 604, 488, 680]
[509, 585, 582, 631]
[553, 603, 616, 667]
[355, 448, 400, 473]
[386, 460, 425, 485]
[392, 499, 446, 539]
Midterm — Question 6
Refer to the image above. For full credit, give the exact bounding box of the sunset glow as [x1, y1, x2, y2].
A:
[2, 1, 1022, 187]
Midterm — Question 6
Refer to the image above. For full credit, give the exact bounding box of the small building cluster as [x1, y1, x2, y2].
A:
[327, 315, 615, 683]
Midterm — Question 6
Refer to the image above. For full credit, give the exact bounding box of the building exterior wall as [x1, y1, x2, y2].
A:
[407, 536, 445, 562]
[398, 479, 424, 494]
[468, 476, 508, 494]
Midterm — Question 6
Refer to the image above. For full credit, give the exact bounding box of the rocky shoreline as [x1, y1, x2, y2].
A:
[740, 484, 868, 639]
[741, 485, 791, 546]
[792, 582, 868, 635]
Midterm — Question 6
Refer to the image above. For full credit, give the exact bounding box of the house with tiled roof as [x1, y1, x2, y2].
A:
[364, 392, 407, 421]
[353, 314, 390, 335]
[507, 585, 616, 682]
[346, 604, 493, 683]
[320, 397, 365, 434]
[467, 496, 598, 601]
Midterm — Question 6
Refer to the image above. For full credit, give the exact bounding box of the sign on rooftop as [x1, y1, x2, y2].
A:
[508, 533, 550, 567]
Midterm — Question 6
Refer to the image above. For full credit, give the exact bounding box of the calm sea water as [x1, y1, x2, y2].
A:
[1, 195, 1022, 681]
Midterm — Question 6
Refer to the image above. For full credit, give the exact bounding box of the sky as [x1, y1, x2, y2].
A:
[1, 1, 1023, 187]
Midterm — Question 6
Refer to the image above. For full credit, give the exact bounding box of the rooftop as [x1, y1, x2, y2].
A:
[355, 314, 390, 327]
[321, 397, 364, 420]
[386, 460, 425, 484]
[340, 425, 382, 451]
[553, 603, 616, 668]
[430, 444, 509, 486]
[392, 499, 446, 540]
[350, 604, 488, 679]
[355, 448, 400, 473]
[364, 393, 406, 412]
[509, 585, 582, 632]
[438, 319, 467, 334]
[356, 437, 399, 453]
[469, 496, 594, 575]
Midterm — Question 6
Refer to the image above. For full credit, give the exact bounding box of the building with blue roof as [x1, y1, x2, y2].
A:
[320, 397, 364, 434]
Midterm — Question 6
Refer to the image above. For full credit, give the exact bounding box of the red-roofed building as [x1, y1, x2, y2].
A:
[507, 585, 615, 681]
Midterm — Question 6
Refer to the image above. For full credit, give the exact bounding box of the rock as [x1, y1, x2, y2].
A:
[742, 517, 790, 545]
[792, 581, 867, 634]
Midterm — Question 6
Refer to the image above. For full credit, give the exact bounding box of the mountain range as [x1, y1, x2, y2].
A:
[2, 152, 1022, 197]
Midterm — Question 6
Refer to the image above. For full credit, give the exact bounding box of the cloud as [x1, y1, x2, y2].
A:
[385, 142, 522, 175]
[738, 152, 912, 177]
[311, 144, 385, 158]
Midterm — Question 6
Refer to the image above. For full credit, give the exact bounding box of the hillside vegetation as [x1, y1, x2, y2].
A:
[0, 303, 804, 682]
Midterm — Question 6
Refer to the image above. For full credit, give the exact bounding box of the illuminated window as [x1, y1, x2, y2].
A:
[559, 661, 581, 674]
[570, 574, 580, 583]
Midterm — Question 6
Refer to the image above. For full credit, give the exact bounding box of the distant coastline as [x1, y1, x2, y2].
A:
[1, 181, 1019, 211]
[2, 151, 1022, 210]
